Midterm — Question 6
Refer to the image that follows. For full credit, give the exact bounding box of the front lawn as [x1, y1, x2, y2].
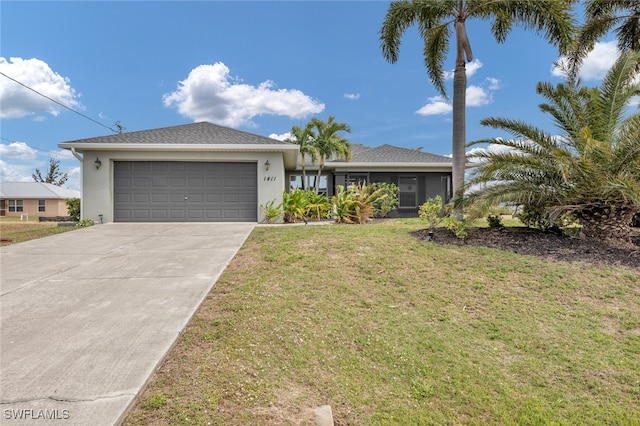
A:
[0, 218, 78, 245]
[124, 219, 640, 425]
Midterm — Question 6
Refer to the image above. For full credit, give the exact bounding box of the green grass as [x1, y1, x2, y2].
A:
[124, 219, 640, 425]
[0, 218, 78, 245]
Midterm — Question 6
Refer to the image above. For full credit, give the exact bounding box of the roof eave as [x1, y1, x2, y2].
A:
[58, 143, 299, 152]
[328, 162, 452, 171]
[59, 143, 301, 170]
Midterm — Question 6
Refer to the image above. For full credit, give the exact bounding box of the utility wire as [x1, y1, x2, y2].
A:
[0, 71, 120, 133]
[1, 136, 66, 156]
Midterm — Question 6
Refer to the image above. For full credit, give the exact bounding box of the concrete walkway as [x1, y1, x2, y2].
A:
[0, 223, 254, 425]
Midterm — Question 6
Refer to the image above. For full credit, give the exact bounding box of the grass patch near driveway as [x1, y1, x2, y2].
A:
[0, 218, 77, 245]
[124, 219, 640, 425]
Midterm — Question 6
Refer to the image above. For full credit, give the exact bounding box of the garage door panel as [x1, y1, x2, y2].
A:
[133, 194, 150, 203]
[115, 161, 257, 222]
[151, 193, 168, 203]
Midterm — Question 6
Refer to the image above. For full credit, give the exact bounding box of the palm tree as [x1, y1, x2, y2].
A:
[380, 0, 575, 213]
[567, 0, 640, 78]
[310, 116, 352, 194]
[285, 123, 317, 190]
[462, 51, 640, 243]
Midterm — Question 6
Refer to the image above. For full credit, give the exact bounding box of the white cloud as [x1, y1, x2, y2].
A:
[552, 41, 618, 81]
[466, 85, 491, 107]
[344, 93, 360, 100]
[163, 62, 325, 128]
[0, 57, 82, 119]
[444, 59, 483, 80]
[486, 77, 501, 91]
[416, 81, 496, 116]
[0, 142, 38, 160]
[416, 95, 452, 116]
[0, 160, 34, 182]
[268, 132, 292, 141]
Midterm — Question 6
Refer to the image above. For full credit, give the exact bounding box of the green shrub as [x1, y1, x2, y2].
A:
[76, 218, 94, 227]
[373, 182, 399, 218]
[332, 183, 387, 224]
[65, 198, 80, 221]
[281, 189, 307, 223]
[487, 214, 503, 229]
[443, 216, 469, 239]
[518, 204, 558, 232]
[418, 196, 444, 230]
[260, 200, 282, 223]
[302, 191, 331, 220]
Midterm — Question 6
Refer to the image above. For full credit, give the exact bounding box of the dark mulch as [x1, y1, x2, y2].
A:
[412, 227, 640, 271]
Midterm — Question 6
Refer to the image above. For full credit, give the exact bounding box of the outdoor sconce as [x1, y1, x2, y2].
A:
[264, 160, 270, 171]
[94, 157, 102, 169]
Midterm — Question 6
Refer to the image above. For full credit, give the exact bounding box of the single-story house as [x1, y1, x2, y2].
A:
[287, 143, 453, 218]
[0, 182, 80, 219]
[59, 122, 452, 223]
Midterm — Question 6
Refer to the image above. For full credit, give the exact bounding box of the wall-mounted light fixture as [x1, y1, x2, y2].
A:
[264, 160, 271, 171]
[94, 157, 102, 169]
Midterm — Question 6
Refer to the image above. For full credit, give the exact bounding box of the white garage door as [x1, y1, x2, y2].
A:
[114, 161, 257, 222]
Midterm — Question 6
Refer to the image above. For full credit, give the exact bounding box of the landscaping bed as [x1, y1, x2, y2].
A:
[412, 227, 640, 271]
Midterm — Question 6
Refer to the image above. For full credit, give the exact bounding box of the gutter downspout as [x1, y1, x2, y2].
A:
[71, 148, 84, 220]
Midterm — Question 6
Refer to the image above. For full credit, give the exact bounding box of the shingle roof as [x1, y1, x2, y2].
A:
[0, 182, 81, 199]
[60, 122, 293, 146]
[349, 144, 451, 163]
[321, 143, 450, 165]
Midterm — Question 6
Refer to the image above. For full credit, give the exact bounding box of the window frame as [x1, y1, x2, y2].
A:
[398, 176, 418, 208]
[8, 199, 24, 212]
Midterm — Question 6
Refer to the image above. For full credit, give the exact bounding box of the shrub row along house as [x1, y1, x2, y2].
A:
[0, 182, 80, 219]
[58, 122, 452, 223]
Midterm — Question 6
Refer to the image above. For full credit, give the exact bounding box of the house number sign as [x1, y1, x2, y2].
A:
[264, 176, 277, 181]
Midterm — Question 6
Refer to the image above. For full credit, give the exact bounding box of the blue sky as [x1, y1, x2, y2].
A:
[0, 1, 618, 190]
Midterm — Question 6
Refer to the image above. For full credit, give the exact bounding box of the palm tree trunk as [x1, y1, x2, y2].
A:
[316, 157, 324, 194]
[576, 203, 637, 245]
[452, 63, 466, 216]
[301, 157, 307, 190]
[451, 16, 471, 218]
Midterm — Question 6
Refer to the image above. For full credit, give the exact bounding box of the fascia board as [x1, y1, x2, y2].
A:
[59, 143, 301, 170]
[328, 162, 452, 171]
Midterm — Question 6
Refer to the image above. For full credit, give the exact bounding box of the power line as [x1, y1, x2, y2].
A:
[0, 71, 121, 134]
[1, 136, 69, 157]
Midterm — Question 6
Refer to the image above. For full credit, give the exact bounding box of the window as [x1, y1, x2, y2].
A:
[39, 200, 46, 212]
[289, 175, 327, 193]
[8, 200, 23, 212]
[398, 176, 417, 208]
[346, 174, 368, 187]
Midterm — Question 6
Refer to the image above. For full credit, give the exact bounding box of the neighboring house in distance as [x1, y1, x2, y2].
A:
[58, 122, 452, 223]
[0, 182, 80, 219]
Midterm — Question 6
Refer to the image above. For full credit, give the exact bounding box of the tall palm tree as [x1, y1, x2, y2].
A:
[380, 0, 575, 212]
[310, 116, 352, 194]
[462, 51, 640, 243]
[567, 0, 640, 78]
[285, 123, 317, 190]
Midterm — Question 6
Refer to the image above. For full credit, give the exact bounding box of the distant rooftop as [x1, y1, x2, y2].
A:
[0, 182, 80, 199]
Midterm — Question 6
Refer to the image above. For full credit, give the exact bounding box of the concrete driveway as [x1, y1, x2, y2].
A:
[0, 222, 255, 425]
